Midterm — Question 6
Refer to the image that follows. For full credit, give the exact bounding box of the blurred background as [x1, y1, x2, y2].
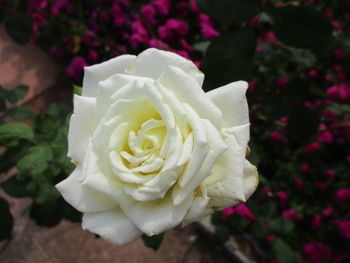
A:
[0, 0, 349, 262]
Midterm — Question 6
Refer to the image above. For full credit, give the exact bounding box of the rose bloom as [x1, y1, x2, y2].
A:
[56, 48, 258, 245]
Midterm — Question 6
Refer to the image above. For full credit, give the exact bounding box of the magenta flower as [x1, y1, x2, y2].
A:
[269, 130, 282, 142]
[336, 188, 350, 202]
[322, 206, 333, 217]
[294, 178, 303, 190]
[141, 4, 156, 25]
[312, 215, 322, 230]
[303, 242, 332, 263]
[282, 209, 298, 221]
[318, 131, 333, 144]
[276, 191, 288, 206]
[337, 221, 350, 239]
[304, 142, 321, 153]
[66, 56, 87, 81]
[325, 169, 336, 179]
[234, 203, 256, 222]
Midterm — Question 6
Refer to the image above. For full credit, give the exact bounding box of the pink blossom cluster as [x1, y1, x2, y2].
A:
[24, 0, 220, 81]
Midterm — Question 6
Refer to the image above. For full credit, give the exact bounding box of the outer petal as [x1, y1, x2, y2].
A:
[243, 160, 259, 200]
[68, 95, 96, 163]
[126, 48, 204, 86]
[82, 55, 136, 97]
[120, 191, 193, 236]
[204, 128, 247, 206]
[82, 207, 142, 245]
[158, 66, 222, 128]
[56, 166, 117, 213]
[207, 81, 249, 128]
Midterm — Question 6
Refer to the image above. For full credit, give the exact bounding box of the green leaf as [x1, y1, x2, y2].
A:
[0, 122, 33, 141]
[270, 218, 295, 235]
[201, 28, 256, 90]
[17, 145, 53, 174]
[141, 233, 165, 250]
[73, 85, 82, 96]
[4, 13, 32, 45]
[272, 238, 296, 263]
[1, 175, 28, 198]
[0, 99, 5, 112]
[287, 106, 318, 143]
[6, 85, 29, 104]
[197, 0, 261, 23]
[33, 114, 58, 141]
[268, 6, 333, 49]
[0, 197, 14, 241]
[0, 142, 31, 173]
[35, 184, 60, 204]
[7, 106, 34, 120]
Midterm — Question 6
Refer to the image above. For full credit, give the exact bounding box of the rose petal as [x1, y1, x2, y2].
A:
[68, 95, 96, 163]
[121, 191, 193, 236]
[126, 48, 204, 86]
[243, 159, 259, 200]
[55, 166, 116, 213]
[207, 81, 249, 128]
[82, 55, 136, 97]
[159, 66, 222, 128]
[82, 207, 142, 245]
[172, 118, 227, 205]
[204, 128, 247, 206]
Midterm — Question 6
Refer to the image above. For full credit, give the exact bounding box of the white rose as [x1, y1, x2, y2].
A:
[56, 48, 258, 245]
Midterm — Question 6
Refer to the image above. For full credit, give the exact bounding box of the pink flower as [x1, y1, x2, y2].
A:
[301, 162, 310, 173]
[141, 4, 156, 25]
[266, 31, 277, 43]
[322, 206, 333, 217]
[111, 3, 128, 26]
[88, 50, 98, 63]
[303, 242, 332, 263]
[201, 24, 220, 39]
[325, 169, 336, 179]
[337, 221, 350, 239]
[282, 209, 298, 221]
[276, 76, 289, 87]
[294, 178, 303, 190]
[189, 0, 200, 12]
[334, 49, 346, 59]
[66, 56, 87, 81]
[221, 203, 256, 222]
[308, 69, 318, 78]
[327, 84, 350, 101]
[51, 0, 68, 16]
[276, 191, 288, 206]
[221, 207, 235, 219]
[304, 142, 320, 152]
[279, 116, 288, 123]
[317, 131, 333, 144]
[199, 14, 219, 40]
[266, 234, 275, 244]
[159, 19, 189, 40]
[312, 215, 322, 230]
[234, 203, 256, 222]
[153, 0, 171, 15]
[269, 130, 282, 142]
[336, 188, 350, 202]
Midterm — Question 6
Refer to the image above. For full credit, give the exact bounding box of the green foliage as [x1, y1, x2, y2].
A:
[197, 0, 261, 24]
[4, 13, 32, 45]
[73, 85, 82, 96]
[201, 28, 256, 90]
[0, 197, 13, 241]
[7, 105, 34, 120]
[141, 233, 165, 251]
[268, 6, 333, 50]
[6, 85, 29, 104]
[272, 238, 296, 263]
[0, 122, 34, 142]
[287, 107, 318, 144]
